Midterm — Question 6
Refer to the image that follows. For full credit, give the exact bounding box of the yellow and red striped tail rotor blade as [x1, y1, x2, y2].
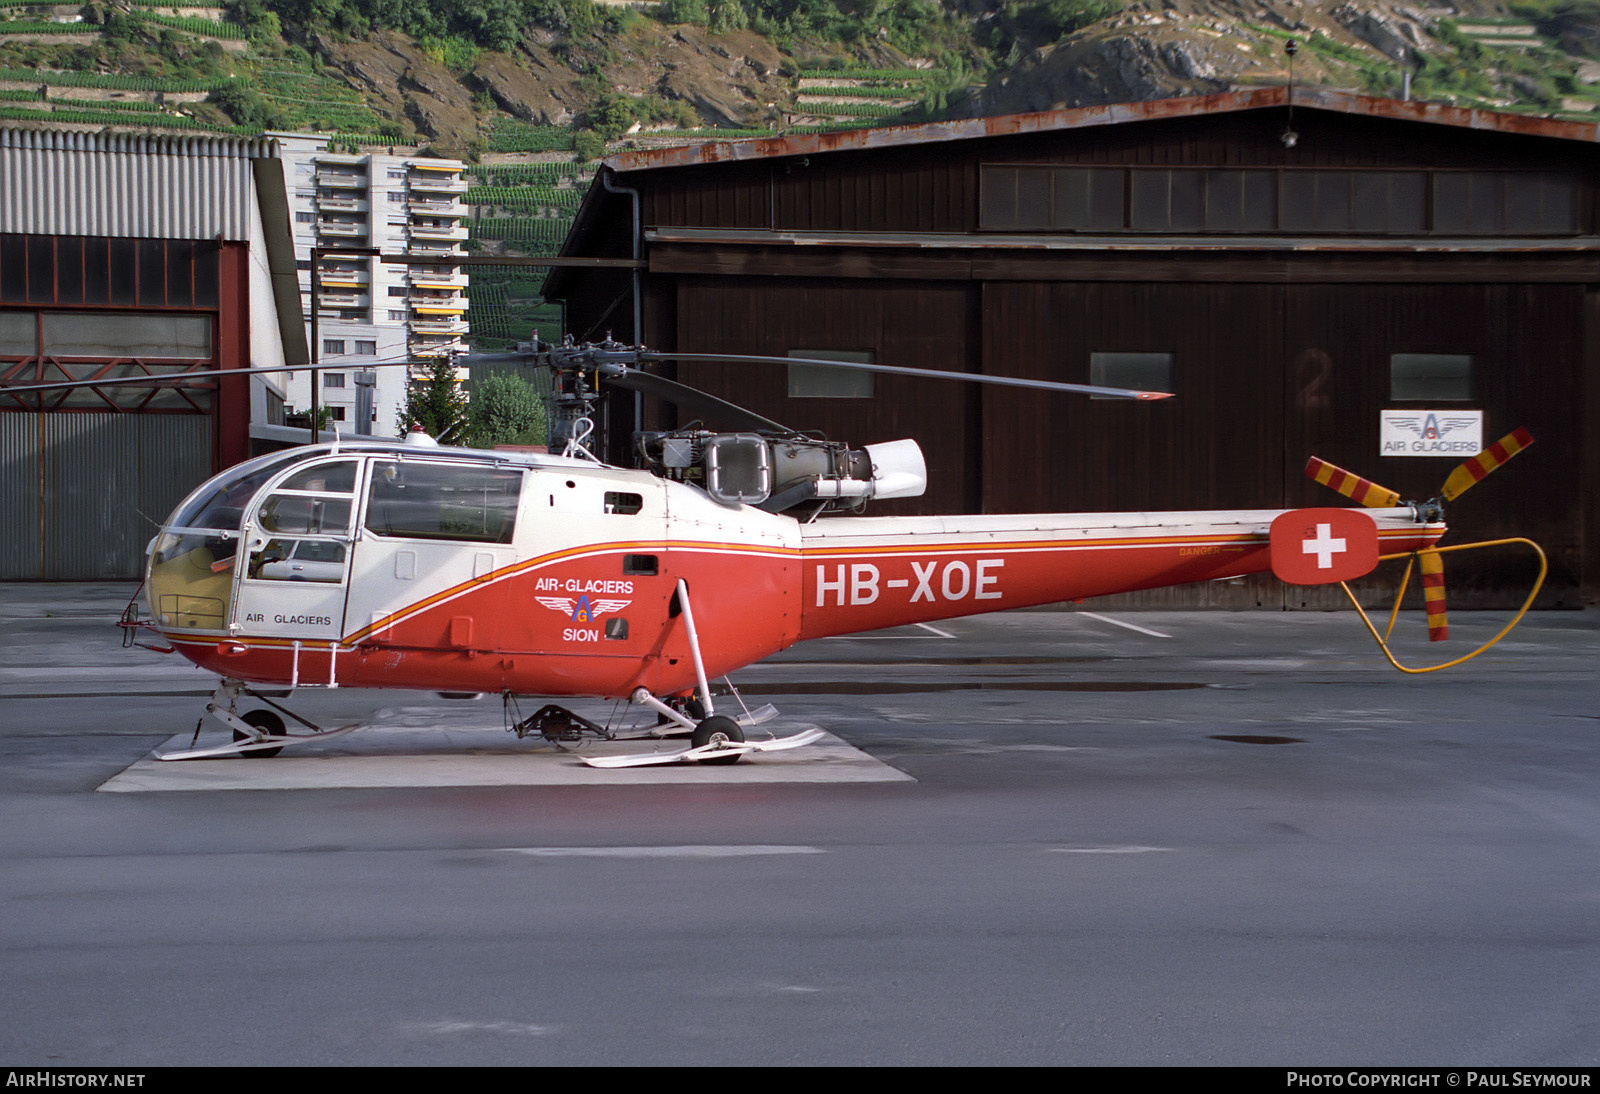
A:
[1419, 550, 1448, 642]
[1304, 457, 1402, 509]
[1440, 428, 1535, 502]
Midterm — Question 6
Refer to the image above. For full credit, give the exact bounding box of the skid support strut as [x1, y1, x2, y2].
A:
[674, 578, 715, 717]
[155, 679, 359, 761]
[626, 577, 719, 731]
[603, 581, 811, 767]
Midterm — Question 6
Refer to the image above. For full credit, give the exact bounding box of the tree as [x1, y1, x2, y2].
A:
[210, 84, 289, 129]
[573, 129, 606, 162]
[398, 358, 469, 441]
[466, 371, 547, 448]
[661, 0, 709, 23]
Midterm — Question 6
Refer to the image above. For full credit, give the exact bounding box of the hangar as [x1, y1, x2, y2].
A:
[0, 129, 306, 580]
[548, 87, 1596, 609]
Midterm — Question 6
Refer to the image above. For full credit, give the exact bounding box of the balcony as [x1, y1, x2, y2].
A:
[406, 223, 467, 239]
[410, 343, 465, 360]
[410, 319, 468, 335]
[408, 172, 467, 193]
[316, 195, 370, 213]
[316, 293, 367, 309]
[317, 221, 368, 239]
[315, 269, 370, 287]
[409, 275, 466, 290]
[408, 199, 465, 217]
[406, 363, 470, 384]
[315, 170, 367, 189]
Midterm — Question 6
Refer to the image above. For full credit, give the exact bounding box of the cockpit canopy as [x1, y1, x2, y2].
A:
[146, 442, 532, 633]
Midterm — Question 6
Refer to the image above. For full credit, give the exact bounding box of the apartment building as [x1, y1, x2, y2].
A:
[273, 133, 470, 436]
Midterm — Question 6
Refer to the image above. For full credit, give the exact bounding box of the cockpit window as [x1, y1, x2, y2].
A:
[279, 460, 357, 495]
[149, 451, 354, 629]
[166, 449, 304, 532]
[253, 460, 360, 538]
[365, 460, 522, 543]
[259, 495, 353, 536]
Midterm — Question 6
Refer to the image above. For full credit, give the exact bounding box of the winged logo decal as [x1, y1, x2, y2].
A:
[536, 595, 631, 623]
[1385, 414, 1481, 440]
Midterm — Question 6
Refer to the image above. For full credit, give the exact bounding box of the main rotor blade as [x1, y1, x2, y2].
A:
[1305, 457, 1402, 508]
[641, 352, 1175, 401]
[596, 364, 793, 434]
[0, 356, 416, 396]
[1439, 428, 1534, 502]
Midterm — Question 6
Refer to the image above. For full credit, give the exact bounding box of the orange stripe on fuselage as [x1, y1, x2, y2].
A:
[344, 538, 796, 644]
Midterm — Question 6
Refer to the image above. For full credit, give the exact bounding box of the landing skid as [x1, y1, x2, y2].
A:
[155, 722, 361, 762]
[156, 680, 359, 761]
[504, 698, 778, 746]
[581, 728, 826, 769]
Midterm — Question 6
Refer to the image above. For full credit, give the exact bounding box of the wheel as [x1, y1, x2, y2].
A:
[233, 709, 286, 759]
[691, 715, 745, 766]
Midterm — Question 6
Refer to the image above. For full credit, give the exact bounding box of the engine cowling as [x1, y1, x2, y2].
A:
[635, 431, 926, 513]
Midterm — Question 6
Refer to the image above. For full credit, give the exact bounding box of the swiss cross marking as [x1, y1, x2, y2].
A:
[1271, 508, 1379, 586]
[1302, 523, 1347, 570]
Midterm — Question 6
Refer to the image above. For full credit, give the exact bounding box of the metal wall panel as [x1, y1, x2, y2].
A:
[137, 414, 213, 564]
[640, 154, 979, 234]
[0, 413, 41, 579]
[43, 413, 141, 579]
[0, 130, 276, 242]
[1, 413, 211, 579]
[636, 110, 1598, 236]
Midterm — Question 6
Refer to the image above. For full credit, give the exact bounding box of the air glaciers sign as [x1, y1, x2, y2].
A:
[1379, 410, 1483, 457]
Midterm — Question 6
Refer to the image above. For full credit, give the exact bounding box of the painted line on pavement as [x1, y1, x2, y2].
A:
[1077, 612, 1173, 639]
[1051, 845, 1174, 854]
[501, 845, 825, 858]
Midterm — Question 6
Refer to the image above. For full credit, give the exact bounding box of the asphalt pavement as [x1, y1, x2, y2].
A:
[1, 583, 1596, 1066]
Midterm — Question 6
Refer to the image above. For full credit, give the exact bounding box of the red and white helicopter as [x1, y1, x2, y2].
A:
[12, 340, 1546, 764]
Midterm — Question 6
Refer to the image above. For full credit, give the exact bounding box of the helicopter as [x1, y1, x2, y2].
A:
[5, 338, 1545, 765]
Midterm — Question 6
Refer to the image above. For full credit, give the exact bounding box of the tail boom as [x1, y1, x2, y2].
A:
[797, 508, 1441, 640]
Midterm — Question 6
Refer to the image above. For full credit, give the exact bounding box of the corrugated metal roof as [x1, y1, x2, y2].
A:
[606, 87, 1600, 174]
[0, 126, 279, 241]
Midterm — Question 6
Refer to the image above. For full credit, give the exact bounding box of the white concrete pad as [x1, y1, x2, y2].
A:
[97, 707, 913, 792]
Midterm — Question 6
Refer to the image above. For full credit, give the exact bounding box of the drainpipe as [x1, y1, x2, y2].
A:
[599, 166, 643, 441]
[310, 245, 321, 444]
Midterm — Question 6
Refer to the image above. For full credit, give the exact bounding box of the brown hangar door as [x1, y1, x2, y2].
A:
[1284, 284, 1579, 609]
[669, 278, 981, 517]
[980, 281, 1287, 608]
[980, 281, 1578, 609]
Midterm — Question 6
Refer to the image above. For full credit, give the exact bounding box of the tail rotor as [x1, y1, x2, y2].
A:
[1302, 428, 1545, 669]
[1439, 427, 1535, 502]
[1304, 457, 1402, 509]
